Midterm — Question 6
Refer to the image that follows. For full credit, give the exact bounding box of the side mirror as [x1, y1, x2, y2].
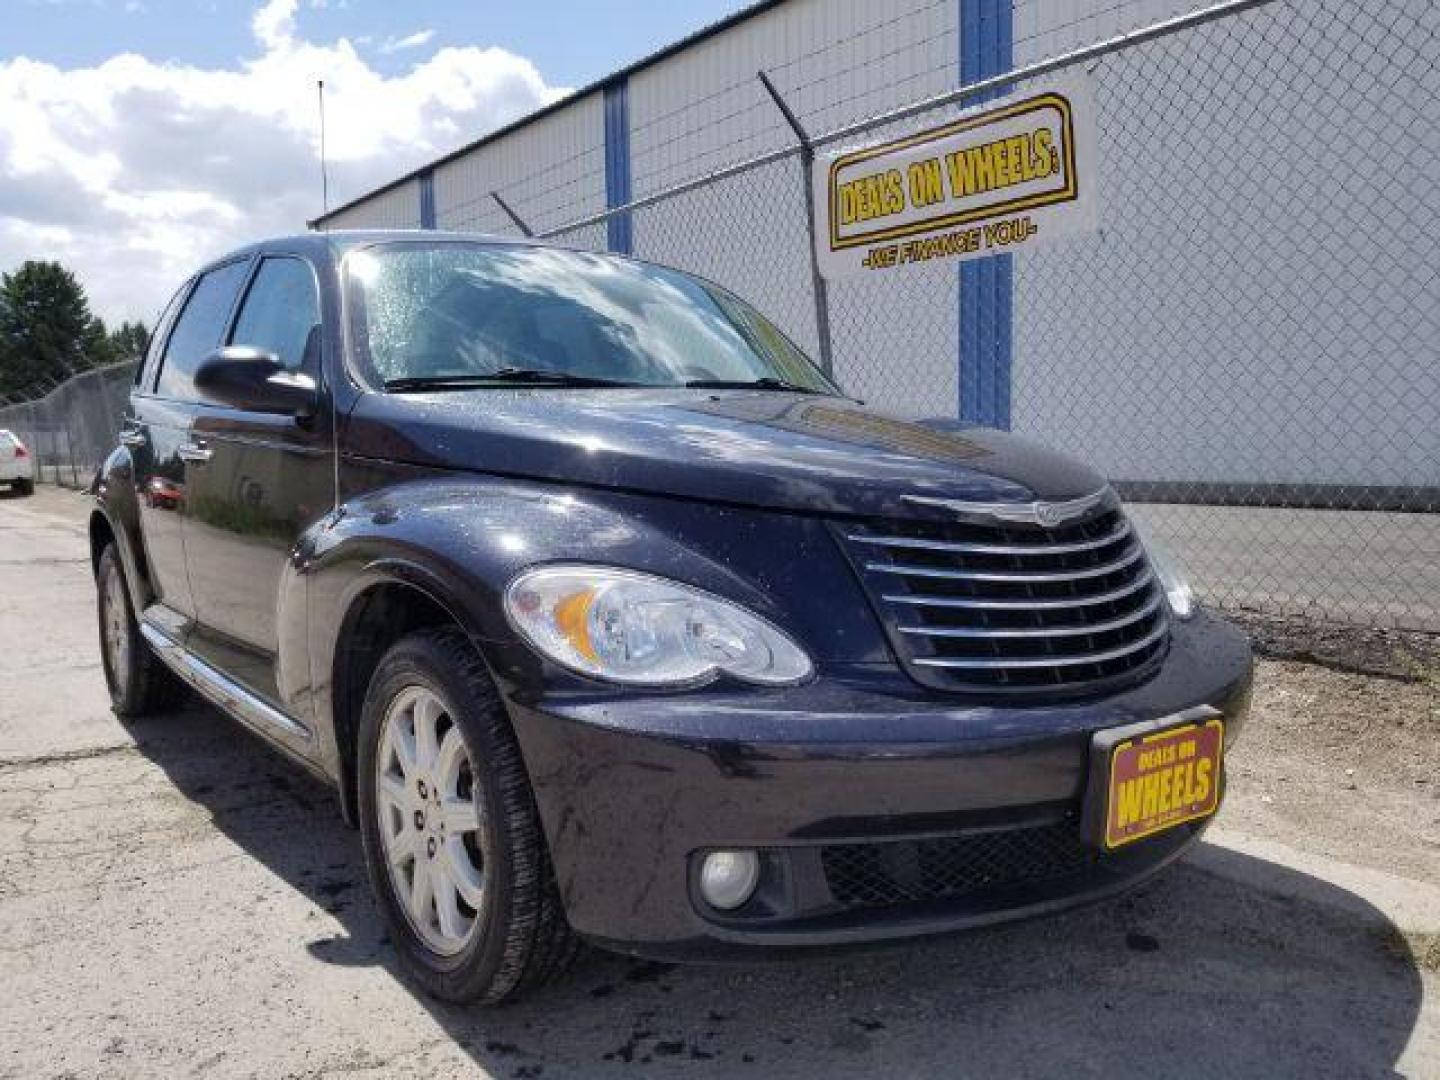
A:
[194, 345, 318, 417]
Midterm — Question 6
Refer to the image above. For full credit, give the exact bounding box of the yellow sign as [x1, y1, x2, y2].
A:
[815, 77, 1097, 278]
[1105, 718, 1224, 849]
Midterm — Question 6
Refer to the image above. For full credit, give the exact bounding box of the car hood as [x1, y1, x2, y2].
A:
[345, 389, 1107, 520]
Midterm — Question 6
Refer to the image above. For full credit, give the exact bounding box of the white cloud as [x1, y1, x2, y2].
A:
[252, 0, 298, 52]
[0, 0, 569, 324]
[379, 29, 435, 55]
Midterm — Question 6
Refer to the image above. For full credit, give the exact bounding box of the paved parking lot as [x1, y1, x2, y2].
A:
[1, 486, 1437, 1079]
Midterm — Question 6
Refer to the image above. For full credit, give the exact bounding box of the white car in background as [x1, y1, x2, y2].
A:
[0, 430, 34, 496]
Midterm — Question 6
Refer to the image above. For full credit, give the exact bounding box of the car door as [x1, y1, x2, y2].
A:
[182, 254, 332, 711]
[128, 260, 251, 636]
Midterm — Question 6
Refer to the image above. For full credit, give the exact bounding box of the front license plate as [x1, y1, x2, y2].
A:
[1094, 714, 1224, 850]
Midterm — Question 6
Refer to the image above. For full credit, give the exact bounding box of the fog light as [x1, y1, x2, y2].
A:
[698, 850, 760, 910]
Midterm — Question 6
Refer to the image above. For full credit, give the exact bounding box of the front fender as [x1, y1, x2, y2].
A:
[90, 446, 152, 610]
[301, 472, 892, 781]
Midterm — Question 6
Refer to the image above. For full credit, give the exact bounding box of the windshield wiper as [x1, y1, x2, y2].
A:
[385, 368, 638, 392]
[682, 376, 826, 394]
[385, 371, 829, 393]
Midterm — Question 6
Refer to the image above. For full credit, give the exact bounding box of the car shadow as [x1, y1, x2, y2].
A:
[128, 701, 1425, 1079]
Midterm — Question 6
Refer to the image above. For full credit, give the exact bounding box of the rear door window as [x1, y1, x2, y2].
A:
[228, 257, 321, 374]
[154, 259, 250, 402]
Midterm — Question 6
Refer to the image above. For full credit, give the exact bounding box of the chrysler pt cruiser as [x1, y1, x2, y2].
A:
[89, 232, 1252, 1003]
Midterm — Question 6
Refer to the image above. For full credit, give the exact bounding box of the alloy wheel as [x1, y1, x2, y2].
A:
[376, 685, 488, 956]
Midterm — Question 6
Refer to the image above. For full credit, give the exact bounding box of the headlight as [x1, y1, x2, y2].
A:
[1146, 542, 1195, 620]
[503, 565, 814, 687]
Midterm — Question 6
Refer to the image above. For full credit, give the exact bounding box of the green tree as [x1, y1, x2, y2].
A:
[0, 261, 112, 399]
[108, 320, 152, 363]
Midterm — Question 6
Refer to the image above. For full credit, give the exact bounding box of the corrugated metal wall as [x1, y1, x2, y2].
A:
[1013, 0, 1203, 61]
[434, 94, 606, 237]
[628, 0, 957, 195]
[322, 177, 422, 230]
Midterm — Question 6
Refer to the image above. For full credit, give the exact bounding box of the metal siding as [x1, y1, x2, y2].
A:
[432, 94, 606, 238]
[628, 0, 961, 194]
[320, 178, 421, 229]
[1012, 0, 1201, 64]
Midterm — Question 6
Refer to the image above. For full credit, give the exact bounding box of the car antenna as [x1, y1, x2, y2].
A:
[317, 79, 330, 224]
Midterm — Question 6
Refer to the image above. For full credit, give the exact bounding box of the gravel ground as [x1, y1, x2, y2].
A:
[1236, 607, 1440, 682]
[1, 486, 1437, 1078]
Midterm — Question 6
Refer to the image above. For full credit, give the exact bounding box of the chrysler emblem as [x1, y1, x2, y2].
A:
[1034, 502, 1068, 526]
[902, 488, 1112, 526]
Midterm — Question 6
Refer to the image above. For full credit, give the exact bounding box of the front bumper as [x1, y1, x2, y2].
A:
[507, 610, 1253, 960]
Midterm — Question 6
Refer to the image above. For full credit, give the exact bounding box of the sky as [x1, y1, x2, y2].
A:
[0, 0, 751, 326]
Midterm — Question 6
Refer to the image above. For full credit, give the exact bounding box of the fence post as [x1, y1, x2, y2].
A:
[63, 398, 81, 488]
[490, 191, 534, 237]
[757, 70, 835, 377]
[48, 410, 61, 485]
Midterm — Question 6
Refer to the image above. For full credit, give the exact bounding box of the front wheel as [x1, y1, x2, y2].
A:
[12, 478, 33, 496]
[356, 628, 578, 1003]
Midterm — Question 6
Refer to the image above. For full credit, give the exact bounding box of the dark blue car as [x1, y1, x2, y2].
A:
[90, 232, 1252, 1003]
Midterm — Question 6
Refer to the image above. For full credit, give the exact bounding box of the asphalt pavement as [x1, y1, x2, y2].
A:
[1130, 502, 1440, 631]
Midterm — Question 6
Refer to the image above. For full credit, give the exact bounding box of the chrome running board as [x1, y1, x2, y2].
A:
[139, 621, 312, 741]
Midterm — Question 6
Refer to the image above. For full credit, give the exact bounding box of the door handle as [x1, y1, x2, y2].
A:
[178, 443, 213, 464]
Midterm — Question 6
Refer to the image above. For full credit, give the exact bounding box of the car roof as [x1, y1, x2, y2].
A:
[193, 229, 560, 277]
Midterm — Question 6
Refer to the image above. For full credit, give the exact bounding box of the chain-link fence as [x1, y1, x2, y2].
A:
[523, 0, 1438, 632]
[0, 362, 137, 488]
[8, 0, 1437, 634]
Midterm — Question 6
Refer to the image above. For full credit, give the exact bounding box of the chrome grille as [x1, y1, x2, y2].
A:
[839, 500, 1169, 694]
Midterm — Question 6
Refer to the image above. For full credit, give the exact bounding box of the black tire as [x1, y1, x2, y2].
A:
[96, 543, 185, 718]
[357, 627, 579, 1004]
[14, 478, 33, 496]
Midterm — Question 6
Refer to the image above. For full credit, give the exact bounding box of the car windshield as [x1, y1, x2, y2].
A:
[345, 242, 838, 394]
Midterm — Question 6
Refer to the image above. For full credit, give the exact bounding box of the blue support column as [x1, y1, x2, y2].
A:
[958, 0, 1014, 428]
[603, 81, 633, 254]
[418, 169, 436, 229]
